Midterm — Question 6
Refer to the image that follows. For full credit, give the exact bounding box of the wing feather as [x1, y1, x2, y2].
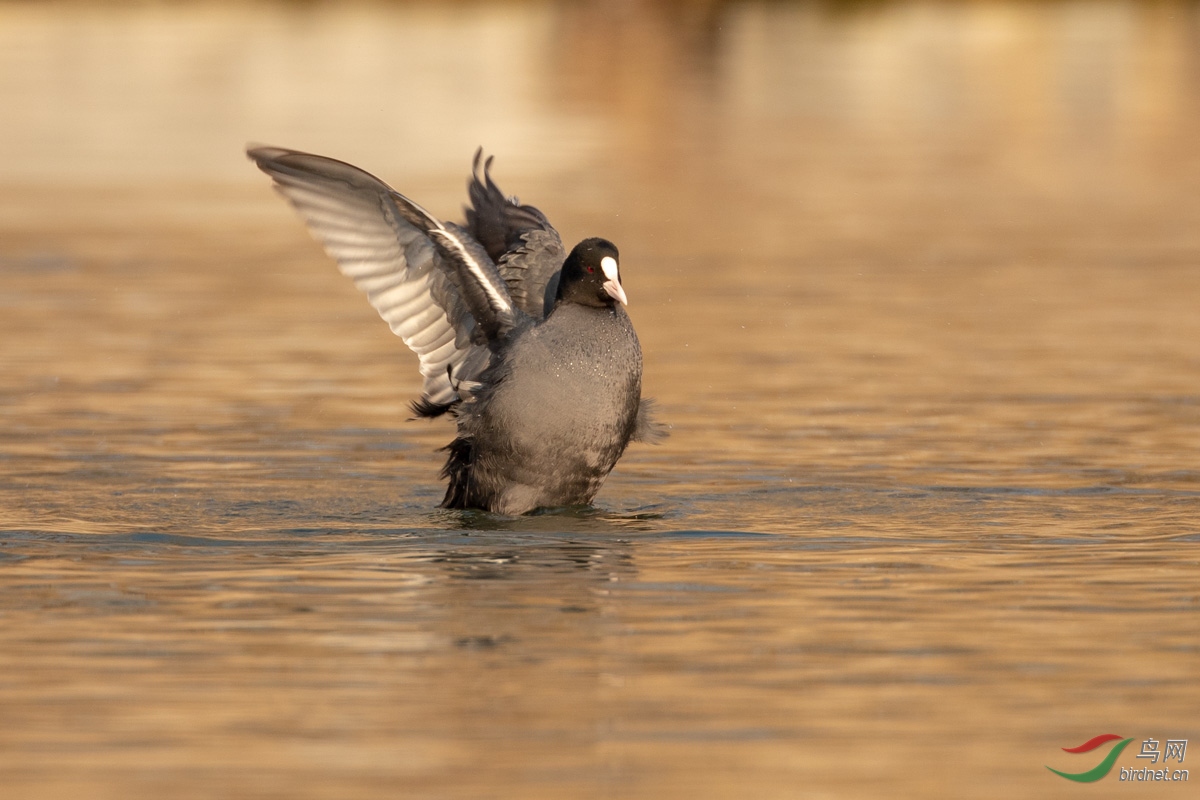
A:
[248, 145, 484, 407]
[464, 149, 567, 319]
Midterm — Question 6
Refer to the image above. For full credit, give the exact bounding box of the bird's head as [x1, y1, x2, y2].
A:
[557, 237, 627, 308]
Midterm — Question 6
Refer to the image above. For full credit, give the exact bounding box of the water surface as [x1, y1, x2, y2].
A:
[2, 2, 1199, 797]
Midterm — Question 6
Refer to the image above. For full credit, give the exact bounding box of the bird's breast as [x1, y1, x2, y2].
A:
[490, 306, 642, 446]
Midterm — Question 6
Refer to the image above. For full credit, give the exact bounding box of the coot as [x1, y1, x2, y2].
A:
[248, 147, 663, 514]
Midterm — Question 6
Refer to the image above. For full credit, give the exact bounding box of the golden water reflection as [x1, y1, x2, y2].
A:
[2, 2, 1199, 798]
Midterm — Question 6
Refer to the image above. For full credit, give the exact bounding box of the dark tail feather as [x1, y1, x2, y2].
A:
[631, 397, 669, 443]
[439, 436, 474, 508]
[410, 396, 456, 419]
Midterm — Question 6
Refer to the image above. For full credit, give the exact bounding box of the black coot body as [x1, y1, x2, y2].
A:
[248, 147, 663, 514]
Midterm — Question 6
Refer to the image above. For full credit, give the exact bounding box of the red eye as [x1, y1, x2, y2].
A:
[586, 266, 595, 273]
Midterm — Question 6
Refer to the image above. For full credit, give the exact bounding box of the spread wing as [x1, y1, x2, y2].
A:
[464, 149, 567, 319]
[248, 146, 520, 409]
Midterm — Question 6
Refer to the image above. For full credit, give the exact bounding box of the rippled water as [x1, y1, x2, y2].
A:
[2, 1, 1199, 797]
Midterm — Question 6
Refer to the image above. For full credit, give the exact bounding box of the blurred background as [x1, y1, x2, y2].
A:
[5, 0, 1199, 495]
[2, 1, 1199, 798]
